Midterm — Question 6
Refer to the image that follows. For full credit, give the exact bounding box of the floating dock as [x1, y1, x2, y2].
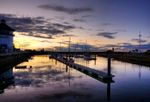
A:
[52, 56, 114, 82]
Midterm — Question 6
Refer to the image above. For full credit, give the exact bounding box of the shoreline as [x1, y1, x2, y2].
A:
[97, 53, 150, 67]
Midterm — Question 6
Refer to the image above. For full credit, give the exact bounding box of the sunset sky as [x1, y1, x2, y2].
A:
[0, 0, 149, 51]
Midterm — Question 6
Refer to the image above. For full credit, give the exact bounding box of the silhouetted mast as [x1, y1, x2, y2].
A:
[68, 37, 71, 58]
[59, 42, 62, 52]
[138, 31, 142, 52]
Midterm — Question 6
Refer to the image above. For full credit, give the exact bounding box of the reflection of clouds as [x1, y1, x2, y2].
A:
[38, 4, 93, 14]
[38, 91, 91, 101]
[0, 56, 110, 102]
[51, 74, 82, 82]
[15, 79, 41, 87]
[14, 69, 63, 87]
[14, 67, 82, 87]
[31, 65, 52, 69]
[72, 82, 90, 90]
[7, 55, 85, 98]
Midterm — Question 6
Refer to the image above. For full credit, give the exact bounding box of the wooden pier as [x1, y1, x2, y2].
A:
[52, 56, 114, 82]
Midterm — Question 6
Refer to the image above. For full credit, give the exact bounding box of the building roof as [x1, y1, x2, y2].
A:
[0, 19, 15, 32]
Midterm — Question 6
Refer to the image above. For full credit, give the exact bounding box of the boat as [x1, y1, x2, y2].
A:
[74, 54, 84, 58]
[84, 54, 96, 60]
[15, 66, 27, 69]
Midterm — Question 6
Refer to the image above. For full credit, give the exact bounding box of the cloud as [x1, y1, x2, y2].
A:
[9, 17, 65, 35]
[40, 40, 51, 43]
[73, 18, 86, 22]
[52, 23, 75, 30]
[131, 38, 147, 43]
[61, 34, 76, 37]
[21, 33, 53, 39]
[38, 4, 93, 14]
[98, 42, 150, 52]
[73, 15, 91, 23]
[81, 15, 91, 18]
[121, 43, 150, 51]
[101, 22, 111, 26]
[0, 13, 77, 39]
[63, 22, 70, 25]
[97, 32, 118, 39]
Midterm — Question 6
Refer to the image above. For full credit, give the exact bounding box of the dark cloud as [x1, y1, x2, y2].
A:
[73, 18, 86, 22]
[0, 13, 77, 39]
[97, 32, 118, 39]
[63, 22, 70, 25]
[81, 15, 91, 18]
[61, 34, 76, 37]
[52, 23, 75, 30]
[73, 15, 91, 23]
[10, 17, 65, 35]
[20, 33, 53, 39]
[131, 38, 147, 43]
[38, 4, 93, 14]
[30, 34, 52, 39]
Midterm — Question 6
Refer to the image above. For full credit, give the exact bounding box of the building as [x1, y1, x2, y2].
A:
[0, 19, 15, 53]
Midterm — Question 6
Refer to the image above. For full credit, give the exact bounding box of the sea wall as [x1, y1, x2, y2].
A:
[0, 52, 32, 74]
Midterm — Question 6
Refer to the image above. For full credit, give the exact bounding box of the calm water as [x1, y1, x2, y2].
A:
[0, 55, 150, 102]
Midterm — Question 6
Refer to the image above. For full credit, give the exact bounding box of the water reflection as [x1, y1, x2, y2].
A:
[65, 63, 112, 101]
[0, 68, 14, 94]
[1, 55, 150, 102]
[138, 65, 142, 79]
[107, 82, 111, 101]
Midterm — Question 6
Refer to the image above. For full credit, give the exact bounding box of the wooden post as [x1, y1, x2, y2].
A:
[107, 56, 111, 76]
[107, 82, 111, 101]
[66, 65, 68, 72]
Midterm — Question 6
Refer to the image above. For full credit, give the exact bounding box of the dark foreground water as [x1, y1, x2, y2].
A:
[0, 55, 150, 102]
